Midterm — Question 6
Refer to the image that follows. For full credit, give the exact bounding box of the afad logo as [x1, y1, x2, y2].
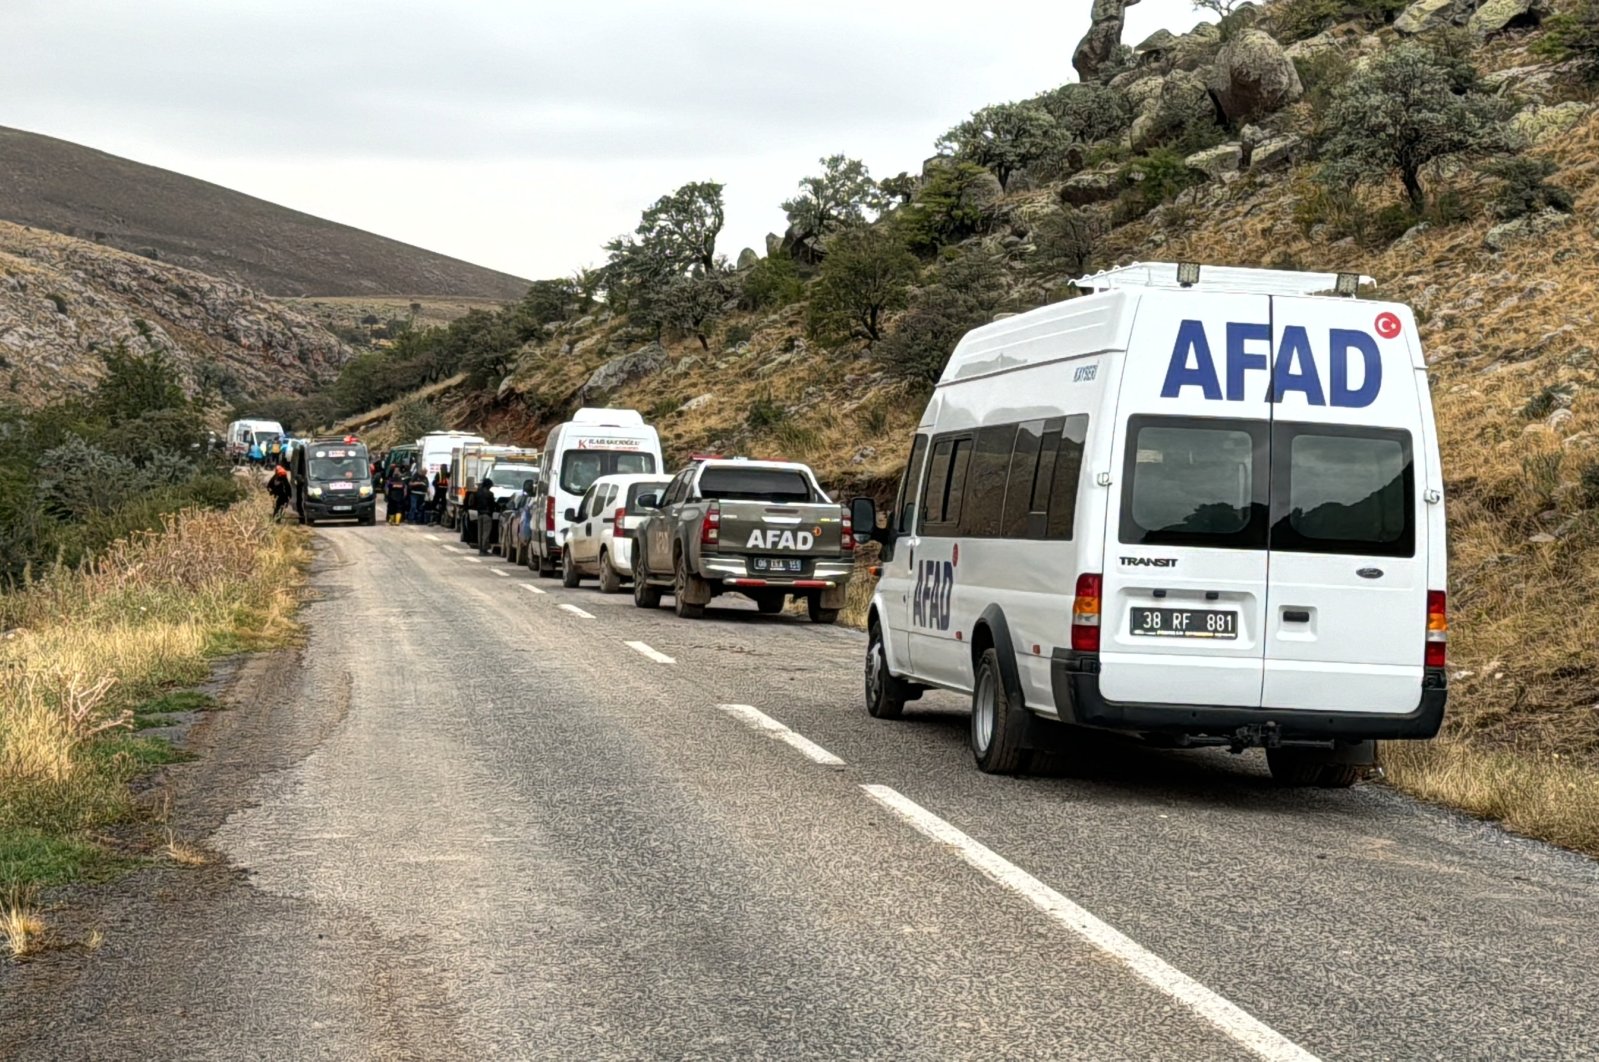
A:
[1161, 319, 1394, 409]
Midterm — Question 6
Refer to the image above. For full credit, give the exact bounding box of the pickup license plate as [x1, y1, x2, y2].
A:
[332, 505, 352, 512]
[1129, 607, 1238, 640]
[752, 557, 803, 573]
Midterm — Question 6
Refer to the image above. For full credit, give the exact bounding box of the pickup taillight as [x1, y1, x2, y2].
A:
[545, 495, 555, 533]
[841, 507, 854, 552]
[700, 502, 721, 546]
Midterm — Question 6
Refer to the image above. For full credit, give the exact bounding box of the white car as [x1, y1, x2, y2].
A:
[560, 474, 672, 592]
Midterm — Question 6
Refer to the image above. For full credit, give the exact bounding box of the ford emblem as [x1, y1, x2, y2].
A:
[1356, 567, 1384, 579]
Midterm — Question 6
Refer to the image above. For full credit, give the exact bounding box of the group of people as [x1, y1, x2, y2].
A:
[247, 435, 289, 465]
[377, 459, 451, 526]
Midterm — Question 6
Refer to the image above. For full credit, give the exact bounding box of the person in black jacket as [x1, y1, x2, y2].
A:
[472, 476, 496, 552]
[406, 466, 429, 524]
[385, 466, 408, 525]
[432, 468, 451, 525]
[265, 465, 292, 520]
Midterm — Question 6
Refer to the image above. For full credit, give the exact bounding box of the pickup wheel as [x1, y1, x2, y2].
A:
[598, 551, 623, 594]
[632, 549, 663, 609]
[971, 648, 1030, 775]
[865, 622, 907, 720]
[806, 594, 839, 625]
[561, 548, 582, 588]
[673, 553, 705, 619]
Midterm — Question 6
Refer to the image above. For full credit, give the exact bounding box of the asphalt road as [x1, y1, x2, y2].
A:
[6, 518, 1599, 1060]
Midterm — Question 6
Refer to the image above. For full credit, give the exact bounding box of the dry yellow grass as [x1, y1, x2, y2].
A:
[2, 894, 44, 958]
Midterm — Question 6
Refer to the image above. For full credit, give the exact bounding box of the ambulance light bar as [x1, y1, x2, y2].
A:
[1075, 262, 1376, 298]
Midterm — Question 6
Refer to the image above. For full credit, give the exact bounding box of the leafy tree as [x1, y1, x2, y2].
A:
[657, 273, 733, 351]
[876, 250, 1010, 385]
[606, 180, 725, 279]
[1535, 0, 1599, 80]
[94, 341, 188, 424]
[938, 101, 1064, 191]
[389, 396, 444, 443]
[782, 155, 880, 246]
[1031, 208, 1102, 278]
[806, 227, 920, 347]
[894, 161, 996, 254]
[739, 254, 806, 310]
[1318, 43, 1508, 211]
[1486, 158, 1575, 221]
[878, 172, 918, 208]
[1033, 83, 1133, 145]
[513, 279, 580, 339]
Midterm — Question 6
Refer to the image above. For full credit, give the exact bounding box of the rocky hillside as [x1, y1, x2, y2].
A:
[0, 221, 350, 408]
[0, 126, 530, 300]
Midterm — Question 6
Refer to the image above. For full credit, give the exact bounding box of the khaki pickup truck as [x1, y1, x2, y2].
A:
[631, 459, 854, 623]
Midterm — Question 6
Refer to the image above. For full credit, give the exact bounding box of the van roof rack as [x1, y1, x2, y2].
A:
[1073, 262, 1375, 298]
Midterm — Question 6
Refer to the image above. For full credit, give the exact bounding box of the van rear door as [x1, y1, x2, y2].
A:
[1262, 298, 1426, 713]
[1099, 294, 1272, 709]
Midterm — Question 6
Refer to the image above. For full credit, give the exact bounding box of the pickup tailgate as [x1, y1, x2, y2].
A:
[717, 501, 845, 559]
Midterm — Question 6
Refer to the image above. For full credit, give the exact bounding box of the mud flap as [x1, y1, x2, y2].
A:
[820, 586, 847, 610]
[682, 573, 714, 606]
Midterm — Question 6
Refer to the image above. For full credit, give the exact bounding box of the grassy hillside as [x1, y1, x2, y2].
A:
[338, 1, 1599, 850]
[0, 126, 529, 300]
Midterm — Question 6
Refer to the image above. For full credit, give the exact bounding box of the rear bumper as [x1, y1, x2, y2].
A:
[305, 499, 374, 519]
[1050, 650, 1447, 742]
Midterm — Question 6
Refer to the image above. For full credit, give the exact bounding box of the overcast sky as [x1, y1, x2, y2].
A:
[4, 0, 1210, 283]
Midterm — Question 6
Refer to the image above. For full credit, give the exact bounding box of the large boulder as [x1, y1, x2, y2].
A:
[1484, 209, 1573, 252]
[1185, 143, 1243, 179]
[1508, 101, 1591, 147]
[1129, 69, 1217, 151]
[1074, 0, 1143, 82]
[578, 341, 667, 401]
[1394, 0, 1476, 34]
[1248, 133, 1303, 170]
[1468, 0, 1547, 34]
[1207, 29, 1303, 125]
[1134, 28, 1178, 63]
[1170, 22, 1223, 71]
[1059, 170, 1124, 205]
[736, 247, 760, 270]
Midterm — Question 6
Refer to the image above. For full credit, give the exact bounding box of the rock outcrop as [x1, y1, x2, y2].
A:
[1074, 0, 1142, 83]
[1468, 0, 1546, 34]
[1208, 29, 1303, 125]
[1129, 70, 1216, 151]
[578, 341, 667, 402]
[1395, 0, 1476, 35]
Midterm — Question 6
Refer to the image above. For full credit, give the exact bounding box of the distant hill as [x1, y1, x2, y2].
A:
[0, 126, 531, 300]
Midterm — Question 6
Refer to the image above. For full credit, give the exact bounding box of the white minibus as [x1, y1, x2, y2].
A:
[528, 409, 663, 577]
[853, 263, 1448, 787]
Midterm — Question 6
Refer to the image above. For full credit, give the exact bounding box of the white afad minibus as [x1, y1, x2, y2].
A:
[852, 264, 1448, 786]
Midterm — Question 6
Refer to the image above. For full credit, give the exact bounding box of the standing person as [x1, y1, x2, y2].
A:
[432, 466, 451, 526]
[265, 465, 292, 520]
[472, 476, 496, 553]
[385, 465, 408, 525]
[406, 465, 429, 524]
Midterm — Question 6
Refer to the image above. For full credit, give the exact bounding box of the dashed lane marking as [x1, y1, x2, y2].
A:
[625, 641, 675, 664]
[522, 585, 547, 596]
[559, 604, 595, 619]
[717, 704, 845, 768]
[426, 534, 444, 542]
[859, 784, 1321, 1062]
[491, 569, 509, 578]
[463, 557, 484, 564]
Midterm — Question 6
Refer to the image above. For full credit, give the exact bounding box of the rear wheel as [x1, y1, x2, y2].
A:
[865, 623, 906, 720]
[598, 551, 623, 594]
[971, 649, 1029, 774]
[562, 548, 583, 588]
[1267, 749, 1363, 789]
[673, 553, 705, 619]
[537, 549, 557, 578]
[633, 549, 663, 609]
[806, 594, 839, 625]
[754, 592, 784, 615]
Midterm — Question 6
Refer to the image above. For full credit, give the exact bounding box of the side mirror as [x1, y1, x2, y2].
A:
[564, 507, 579, 522]
[523, 479, 535, 494]
[635, 492, 660, 510]
[850, 497, 881, 546]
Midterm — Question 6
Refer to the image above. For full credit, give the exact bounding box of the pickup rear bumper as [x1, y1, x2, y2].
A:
[1050, 650, 1447, 743]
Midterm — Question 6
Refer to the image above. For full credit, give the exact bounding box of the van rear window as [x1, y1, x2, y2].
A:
[1121, 417, 1268, 549]
[698, 467, 815, 504]
[1274, 425, 1413, 557]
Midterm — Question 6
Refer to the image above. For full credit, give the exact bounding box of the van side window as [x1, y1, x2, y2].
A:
[1273, 424, 1414, 557]
[1002, 420, 1046, 538]
[1045, 415, 1089, 540]
[895, 435, 929, 534]
[959, 426, 1014, 537]
[919, 440, 953, 528]
[920, 436, 971, 533]
[1121, 416, 1269, 549]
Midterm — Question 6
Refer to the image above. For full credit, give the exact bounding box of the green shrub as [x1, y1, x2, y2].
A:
[1273, 0, 1349, 43]
[893, 161, 995, 254]
[721, 321, 755, 347]
[1031, 208, 1101, 278]
[1032, 83, 1133, 145]
[1536, 0, 1599, 80]
[1523, 384, 1575, 420]
[805, 227, 920, 347]
[1113, 150, 1201, 224]
[739, 255, 805, 310]
[875, 250, 1009, 385]
[1295, 49, 1354, 114]
[746, 392, 786, 428]
[1486, 158, 1575, 221]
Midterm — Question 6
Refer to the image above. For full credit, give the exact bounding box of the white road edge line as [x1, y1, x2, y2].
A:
[717, 704, 845, 768]
[491, 569, 509, 578]
[859, 785, 1320, 1062]
[559, 604, 595, 619]
[625, 641, 675, 664]
[522, 584, 547, 596]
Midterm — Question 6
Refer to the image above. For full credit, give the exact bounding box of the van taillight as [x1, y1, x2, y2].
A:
[1071, 573, 1102, 653]
[545, 495, 556, 533]
[841, 508, 854, 552]
[701, 502, 721, 546]
[614, 507, 626, 527]
[1425, 590, 1448, 669]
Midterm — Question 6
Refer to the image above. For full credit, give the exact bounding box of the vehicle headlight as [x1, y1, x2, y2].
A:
[308, 487, 323, 498]
[359, 485, 373, 497]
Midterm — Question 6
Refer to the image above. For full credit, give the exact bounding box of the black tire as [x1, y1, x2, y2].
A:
[504, 533, 519, 563]
[633, 549, 663, 609]
[1267, 749, 1362, 789]
[806, 594, 839, 625]
[538, 551, 557, 578]
[562, 548, 583, 588]
[865, 622, 907, 720]
[971, 648, 1030, 775]
[673, 552, 705, 619]
[754, 592, 784, 615]
[598, 552, 623, 594]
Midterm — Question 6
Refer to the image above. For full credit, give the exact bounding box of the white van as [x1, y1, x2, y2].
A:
[417, 431, 486, 480]
[528, 409, 663, 577]
[226, 418, 285, 462]
[853, 263, 1448, 786]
